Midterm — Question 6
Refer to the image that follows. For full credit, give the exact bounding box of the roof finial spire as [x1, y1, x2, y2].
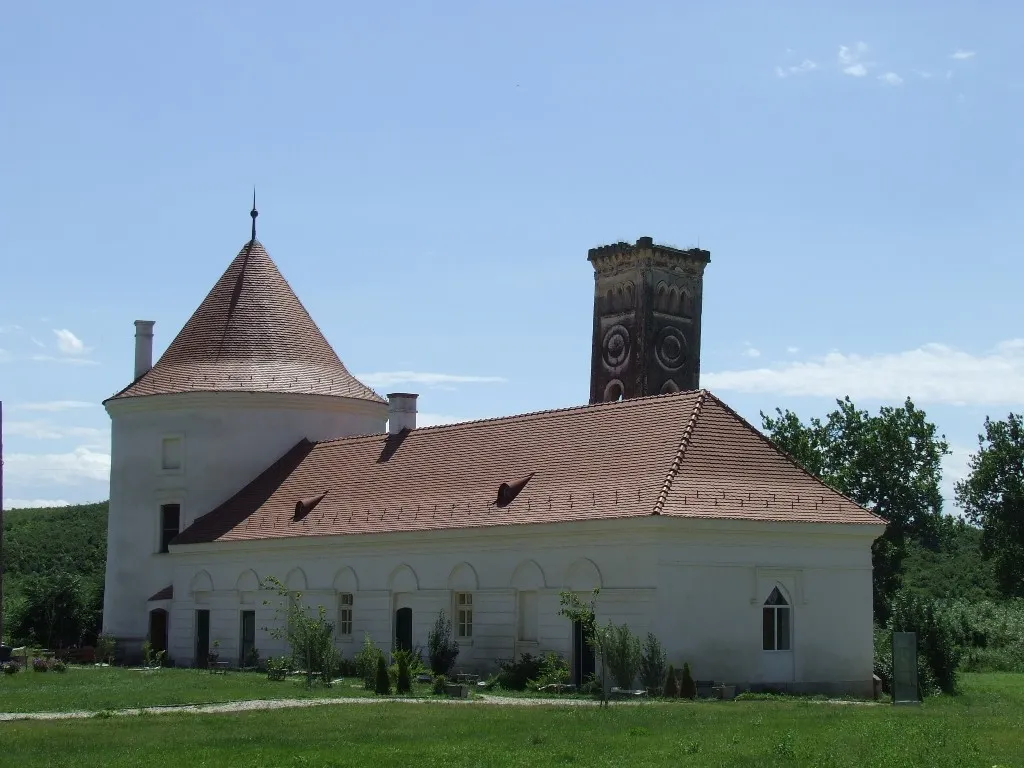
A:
[250, 188, 258, 242]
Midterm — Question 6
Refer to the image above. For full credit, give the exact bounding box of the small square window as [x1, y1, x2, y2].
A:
[161, 436, 182, 471]
[339, 593, 353, 636]
[456, 592, 473, 638]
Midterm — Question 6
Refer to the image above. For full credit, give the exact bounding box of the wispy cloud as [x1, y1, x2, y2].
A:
[0, 324, 24, 334]
[786, 346, 800, 355]
[14, 400, 96, 412]
[4, 446, 111, 485]
[0, 348, 10, 363]
[357, 371, 507, 389]
[53, 328, 90, 356]
[775, 59, 818, 79]
[31, 354, 100, 366]
[838, 42, 871, 77]
[704, 339, 1024, 406]
[743, 342, 761, 359]
[3, 498, 73, 510]
[878, 72, 904, 86]
[6, 420, 108, 442]
[951, 50, 976, 60]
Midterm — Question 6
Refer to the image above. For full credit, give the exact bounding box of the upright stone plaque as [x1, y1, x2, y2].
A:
[891, 631, 920, 705]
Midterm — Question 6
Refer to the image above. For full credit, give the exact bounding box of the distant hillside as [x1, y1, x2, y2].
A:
[2, 501, 108, 646]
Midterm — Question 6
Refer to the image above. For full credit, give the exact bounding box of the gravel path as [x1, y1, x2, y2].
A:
[0, 694, 614, 722]
[0, 693, 879, 722]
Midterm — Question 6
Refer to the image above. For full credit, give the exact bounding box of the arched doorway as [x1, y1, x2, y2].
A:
[395, 607, 413, 652]
[148, 609, 168, 655]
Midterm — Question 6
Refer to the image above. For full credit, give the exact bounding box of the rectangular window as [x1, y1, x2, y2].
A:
[240, 610, 256, 666]
[517, 591, 538, 641]
[456, 592, 473, 638]
[763, 606, 792, 651]
[159, 504, 180, 553]
[161, 436, 182, 471]
[338, 593, 353, 636]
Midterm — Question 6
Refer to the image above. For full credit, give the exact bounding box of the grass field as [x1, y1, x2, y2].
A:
[2, 671, 1021, 767]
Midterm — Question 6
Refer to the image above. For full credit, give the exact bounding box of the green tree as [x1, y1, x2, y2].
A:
[761, 396, 950, 621]
[955, 413, 1024, 598]
[260, 576, 338, 687]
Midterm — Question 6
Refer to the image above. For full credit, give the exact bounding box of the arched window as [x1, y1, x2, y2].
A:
[762, 587, 791, 651]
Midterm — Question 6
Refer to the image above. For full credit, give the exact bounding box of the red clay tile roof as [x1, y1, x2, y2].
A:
[106, 239, 384, 403]
[174, 391, 884, 545]
[148, 585, 173, 601]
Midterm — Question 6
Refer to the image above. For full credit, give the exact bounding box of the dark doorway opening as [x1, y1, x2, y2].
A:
[240, 610, 256, 667]
[572, 619, 595, 685]
[148, 609, 168, 656]
[195, 609, 210, 668]
[395, 607, 412, 652]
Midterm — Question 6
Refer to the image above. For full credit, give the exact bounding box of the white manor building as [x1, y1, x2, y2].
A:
[101, 216, 884, 695]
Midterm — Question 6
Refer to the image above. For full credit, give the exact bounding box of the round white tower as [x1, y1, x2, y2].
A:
[101, 218, 387, 660]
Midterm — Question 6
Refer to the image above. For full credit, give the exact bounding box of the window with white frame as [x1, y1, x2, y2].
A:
[762, 586, 791, 651]
[338, 593, 353, 637]
[456, 592, 473, 638]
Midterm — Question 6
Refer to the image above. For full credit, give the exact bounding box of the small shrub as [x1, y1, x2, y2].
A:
[52, 659, 68, 673]
[266, 655, 289, 681]
[579, 673, 602, 695]
[96, 634, 116, 665]
[639, 632, 667, 694]
[679, 662, 696, 699]
[2, 662, 20, 675]
[530, 652, 571, 690]
[395, 649, 413, 694]
[604, 622, 642, 689]
[495, 653, 543, 691]
[663, 664, 677, 698]
[432, 674, 448, 695]
[32, 657, 53, 673]
[355, 633, 383, 690]
[427, 611, 459, 676]
[336, 656, 358, 677]
[243, 646, 261, 669]
[375, 654, 392, 695]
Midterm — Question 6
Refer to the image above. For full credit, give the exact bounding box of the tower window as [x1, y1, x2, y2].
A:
[161, 436, 182, 471]
[159, 504, 180, 553]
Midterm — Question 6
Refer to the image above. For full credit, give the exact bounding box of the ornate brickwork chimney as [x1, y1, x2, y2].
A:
[588, 237, 711, 403]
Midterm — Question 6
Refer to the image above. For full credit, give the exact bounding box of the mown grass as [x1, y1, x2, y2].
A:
[0, 666, 436, 713]
[3, 673, 1022, 767]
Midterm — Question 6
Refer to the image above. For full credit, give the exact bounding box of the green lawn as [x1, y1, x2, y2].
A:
[0, 666, 399, 713]
[2, 672, 1022, 766]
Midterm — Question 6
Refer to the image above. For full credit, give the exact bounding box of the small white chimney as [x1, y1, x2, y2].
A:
[134, 320, 155, 380]
[387, 393, 418, 434]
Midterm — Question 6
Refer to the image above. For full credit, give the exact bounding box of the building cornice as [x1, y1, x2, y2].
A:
[104, 389, 388, 418]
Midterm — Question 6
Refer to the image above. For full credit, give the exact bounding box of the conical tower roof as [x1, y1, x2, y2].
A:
[107, 239, 384, 404]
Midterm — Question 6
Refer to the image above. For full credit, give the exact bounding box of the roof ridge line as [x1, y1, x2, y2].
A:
[653, 389, 709, 515]
[312, 390, 703, 447]
[700, 391, 888, 525]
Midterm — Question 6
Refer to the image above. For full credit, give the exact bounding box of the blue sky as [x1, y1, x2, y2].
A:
[2, 2, 1021, 509]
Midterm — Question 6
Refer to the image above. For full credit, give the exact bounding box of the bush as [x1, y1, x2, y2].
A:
[679, 663, 696, 699]
[96, 634, 116, 665]
[427, 611, 459, 676]
[374, 655, 391, 695]
[888, 590, 962, 694]
[355, 633, 383, 690]
[663, 664, 678, 698]
[530, 652, 571, 690]
[604, 622, 641, 689]
[3, 662, 21, 675]
[395, 649, 412, 694]
[266, 655, 289, 681]
[639, 633, 667, 693]
[495, 653, 543, 691]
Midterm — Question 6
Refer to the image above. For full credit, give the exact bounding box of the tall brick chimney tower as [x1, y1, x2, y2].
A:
[588, 236, 711, 404]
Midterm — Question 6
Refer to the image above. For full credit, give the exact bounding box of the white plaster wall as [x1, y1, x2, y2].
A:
[102, 391, 386, 652]
[156, 516, 880, 694]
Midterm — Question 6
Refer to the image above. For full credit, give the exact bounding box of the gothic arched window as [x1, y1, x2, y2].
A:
[762, 586, 791, 651]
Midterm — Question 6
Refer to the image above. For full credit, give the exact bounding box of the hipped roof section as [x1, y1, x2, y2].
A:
[174, 390, 884, 545]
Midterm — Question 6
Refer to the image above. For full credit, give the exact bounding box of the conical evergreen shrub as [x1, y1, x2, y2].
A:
[375, 654, 392, 695]
[680, 662, 697, 699]
[663, 664, 678, 698]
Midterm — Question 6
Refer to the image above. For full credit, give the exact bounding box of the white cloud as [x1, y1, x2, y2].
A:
[838, 42, 871, 77]
[357, 371, 507, 389]
[6, 420, 108, 441]
[5, 446, 111, 485]
[878, 72, 904, 86]
[704, 339, 1024, 406]
[941, 443, 976, 511]
[914, 70, 934, 80]
[951, 50, 976, 60]
[786, 346, 800, 354]
[745, 348, 761, 358]
[0, 324, 23, 334]
[3, 498, 73, 510]
[31, 354, 99, 366]
[14, 400, 96, 412]
[775, 59, 818, 78]
[53, 328, 90, 356]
